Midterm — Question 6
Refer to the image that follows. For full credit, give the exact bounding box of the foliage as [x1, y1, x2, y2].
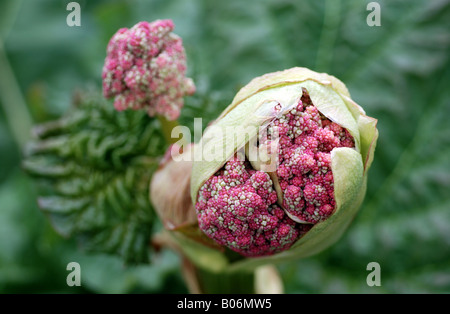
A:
[23, 94, 166, 264]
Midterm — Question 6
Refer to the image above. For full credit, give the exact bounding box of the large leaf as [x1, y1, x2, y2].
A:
[23, 93, 166, 264]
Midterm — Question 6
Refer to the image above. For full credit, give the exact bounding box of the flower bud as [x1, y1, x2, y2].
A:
[102, 20, 195, 120]
[190, 67, 378, 262]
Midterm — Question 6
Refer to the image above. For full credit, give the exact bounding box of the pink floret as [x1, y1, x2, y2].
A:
[196, 156, 310, 257]
[102, 20, 195, 120]
[266, 89, 354, 223]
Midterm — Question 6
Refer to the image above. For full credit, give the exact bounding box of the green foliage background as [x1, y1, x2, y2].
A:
[0, 0, 449, 293]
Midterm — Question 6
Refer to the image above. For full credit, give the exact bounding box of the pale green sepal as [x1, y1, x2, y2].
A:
[358, 115, 379, 173]
[341, 94, 366, 121]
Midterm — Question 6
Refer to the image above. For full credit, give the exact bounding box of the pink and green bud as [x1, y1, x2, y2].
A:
[102, 20, 195, 120]
[190, 67, 378, 263]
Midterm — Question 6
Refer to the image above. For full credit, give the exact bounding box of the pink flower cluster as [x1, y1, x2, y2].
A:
[102, 20, 195, 120]
[195, 89, 355, 257]
[269, 89, 354, 224]
[196, 157, 311, 257]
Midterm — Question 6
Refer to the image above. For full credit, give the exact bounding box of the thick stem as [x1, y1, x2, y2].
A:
[185, 261, 284, 294]
[194, 267, 256, 294]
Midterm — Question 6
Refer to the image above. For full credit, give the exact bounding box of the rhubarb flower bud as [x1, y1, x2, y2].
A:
[190, 67, 378, 264]
[102, 20, 195, 120]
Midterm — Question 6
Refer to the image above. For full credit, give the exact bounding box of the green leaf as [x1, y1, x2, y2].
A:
[23, 93, 166, 264]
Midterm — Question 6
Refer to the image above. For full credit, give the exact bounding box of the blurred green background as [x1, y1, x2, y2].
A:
[0, 0, 449, 293]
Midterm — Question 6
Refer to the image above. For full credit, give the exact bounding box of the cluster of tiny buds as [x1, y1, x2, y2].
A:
[195, 89, 355, 257]
[102, 20, 195, 120]
[196, 157, 311, 257]
[268, 89, 354, 224]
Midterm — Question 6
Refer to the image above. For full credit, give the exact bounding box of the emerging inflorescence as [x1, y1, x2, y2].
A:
[195, 89, 355, 257]
[102, 20, 195, 120]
